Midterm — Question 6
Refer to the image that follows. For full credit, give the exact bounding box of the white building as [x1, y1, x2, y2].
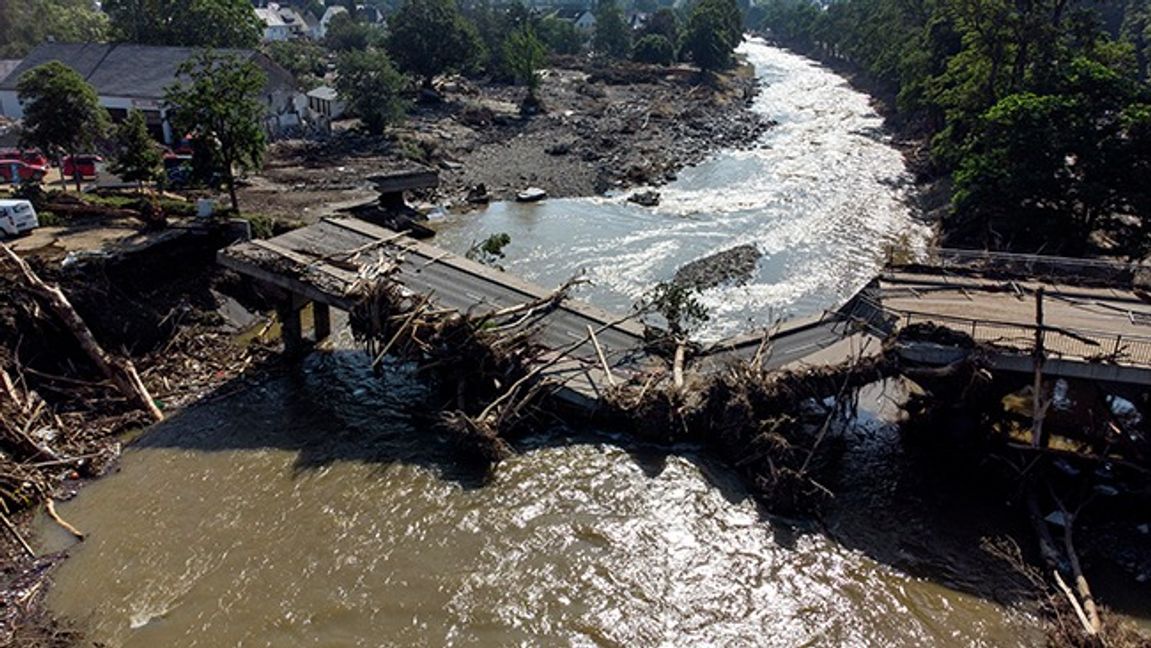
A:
[574, 11, 596, 32]
[305, 85, 345, 131]
[0, 43, 305, 144]
[255, 6, 293, 41]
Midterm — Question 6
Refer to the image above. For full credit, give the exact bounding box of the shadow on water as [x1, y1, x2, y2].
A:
[127, 346, 1070, 617]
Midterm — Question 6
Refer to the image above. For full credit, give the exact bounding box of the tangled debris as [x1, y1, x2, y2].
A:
[605, 340, 899, 513]
[348, 258, 587, 464]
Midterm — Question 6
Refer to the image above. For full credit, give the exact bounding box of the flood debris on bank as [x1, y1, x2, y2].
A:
[0, 226, 279, 646]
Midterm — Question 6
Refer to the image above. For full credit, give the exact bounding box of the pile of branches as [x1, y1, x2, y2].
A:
[605, 338, 900, 514]
[347, 259, 583, 466]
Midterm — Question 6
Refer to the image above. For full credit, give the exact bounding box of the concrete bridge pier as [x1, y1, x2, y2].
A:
[268, 286, 333, 356]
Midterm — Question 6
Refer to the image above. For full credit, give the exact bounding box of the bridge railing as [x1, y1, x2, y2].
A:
[895, 248, 1139, 286]
[892, 307, 1151, 367]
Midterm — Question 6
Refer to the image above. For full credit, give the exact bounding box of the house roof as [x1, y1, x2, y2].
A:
[0, 43, 297, 100]
[321, 6, 348, 24]
[255, 7, 288, 28]
[0, 60, 22, 85]
[307, 85, 338, 101]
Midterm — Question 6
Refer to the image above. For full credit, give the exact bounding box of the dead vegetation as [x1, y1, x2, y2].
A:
[348, 257, 587, 464]
[0, 228, 275, 646]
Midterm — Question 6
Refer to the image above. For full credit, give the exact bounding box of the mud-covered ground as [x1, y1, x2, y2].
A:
[240, 59, 771, 220]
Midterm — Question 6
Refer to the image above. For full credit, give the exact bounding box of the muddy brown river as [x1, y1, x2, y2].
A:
[32, 41, 1138, 646]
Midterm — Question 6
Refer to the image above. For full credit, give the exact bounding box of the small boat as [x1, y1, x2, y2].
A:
[516, 187, 547, 202]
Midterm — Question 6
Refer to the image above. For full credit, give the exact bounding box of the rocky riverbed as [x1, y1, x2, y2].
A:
[241, 59, 772, 219]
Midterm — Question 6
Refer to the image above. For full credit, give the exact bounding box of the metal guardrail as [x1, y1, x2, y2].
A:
[895, 248, 1139, 286]
[892, 307, 1151, 367]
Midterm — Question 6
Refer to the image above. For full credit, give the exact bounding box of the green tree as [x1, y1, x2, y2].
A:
[504, 24, 548, 105]
[640, 7, 680, 45]
[633, 34, 675, 65]
[334, 49, 408, 135]
[103, 0, 261, 48]
[265, 40, 329, 89]
[593, 0, 631, 58]
[164, 51, 268, 212]
[324, 11, 384, 51]
[684, 0, 740, 73]
[386, 0, 483, 88]
[0, 0, 109, 58]
[109, 109, 163, 193]
[16, 62, 110, 191]
[538, 15, 584, 55]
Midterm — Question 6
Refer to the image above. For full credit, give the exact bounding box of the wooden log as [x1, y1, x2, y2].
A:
[45, 499, 84, 541]
[0, 243, 163, 422]
[0, 510, 35, 558]
[587, 325, 616, 387]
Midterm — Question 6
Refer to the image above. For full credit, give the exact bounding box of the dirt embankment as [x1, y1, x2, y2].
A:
[242, 59, 772, 219]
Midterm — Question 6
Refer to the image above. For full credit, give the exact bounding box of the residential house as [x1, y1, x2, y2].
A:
[256, 4, 313, 41]
[305, 85, 345, 130]
[0, 43, 305, 144]
[555, 7, 597, 33]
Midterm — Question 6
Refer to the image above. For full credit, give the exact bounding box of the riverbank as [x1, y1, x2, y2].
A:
[0, 225, 281, 645]
[240, 58, 772, 219]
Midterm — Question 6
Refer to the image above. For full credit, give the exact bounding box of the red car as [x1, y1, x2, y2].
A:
[62, 154, 103, 180]
[0, 160, 48, 183]
[0, 148, 49, 168]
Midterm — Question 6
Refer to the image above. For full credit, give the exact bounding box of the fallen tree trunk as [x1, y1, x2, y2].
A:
[0, 244, 163, 422]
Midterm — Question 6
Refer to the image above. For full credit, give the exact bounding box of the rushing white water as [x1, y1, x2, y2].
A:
[433, 39, 929, 340]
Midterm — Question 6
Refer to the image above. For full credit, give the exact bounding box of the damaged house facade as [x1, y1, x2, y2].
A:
[0, 43, 305, 144]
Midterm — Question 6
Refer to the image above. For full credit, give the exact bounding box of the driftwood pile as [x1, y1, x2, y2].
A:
[606, 341, 899, 513]
[348, 258, 585, 464]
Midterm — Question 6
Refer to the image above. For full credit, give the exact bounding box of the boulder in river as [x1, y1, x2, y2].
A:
[673, 244, 763, 292]
[628, 190, 661, 207]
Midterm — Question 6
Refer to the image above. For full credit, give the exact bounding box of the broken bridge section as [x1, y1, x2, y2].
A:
[217, 217, 873, 413]
[869, 251, 1151, 387]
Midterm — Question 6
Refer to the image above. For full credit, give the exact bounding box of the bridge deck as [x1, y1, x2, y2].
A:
[879, 268, 1151, 379]
[220, 218, 866, 410]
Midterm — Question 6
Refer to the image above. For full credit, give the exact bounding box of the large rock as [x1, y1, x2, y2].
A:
[673, 244, 762, 292]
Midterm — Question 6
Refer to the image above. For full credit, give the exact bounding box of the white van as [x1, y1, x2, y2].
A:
[0, 199, 40, 237]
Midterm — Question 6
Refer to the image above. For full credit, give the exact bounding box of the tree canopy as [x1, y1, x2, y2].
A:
[109, 108, 164, 191]
[16, 61, 110, 190]
[164, 51, 268, 212]
[758, 0, 1151, 256]
[103, 0, 261, 48]
[0, 0, 109, 58]
[633, 34, 676, 65]
[684, 0, 742, 72]
[324, 12, 385, 51]
[386, 0, 484, 88]
[334, 49, 408, 135]
[593, 0, 632, 59]
[504, 24, 548, 102]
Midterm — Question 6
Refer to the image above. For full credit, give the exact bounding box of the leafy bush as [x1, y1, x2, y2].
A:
[633, 34, 676, 65]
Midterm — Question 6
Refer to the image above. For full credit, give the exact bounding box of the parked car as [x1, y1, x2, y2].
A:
[0, 148, 49, 168]
[0, 199, 40, 237]
[0, 160, 47, 184]
[61, 154, 103, 180]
